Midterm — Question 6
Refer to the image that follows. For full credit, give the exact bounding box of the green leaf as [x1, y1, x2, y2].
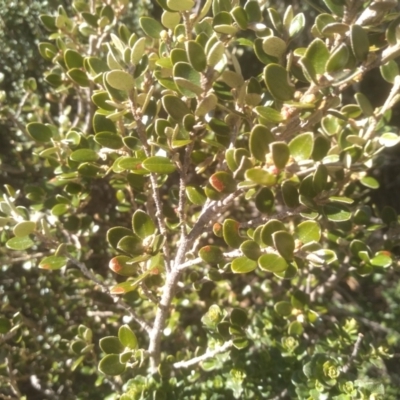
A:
[118, 325, 138, 349]
[100, 336, 124, 354]
[360, 176, 379, 189]
[0, 317, 11, 334]
[379, 132, 400, 147]
[240, 240, 261, 261]
[67, 69, 90, 87]
[94, 132, 124, 149]
[304, 38, 330, 75]
[323, 204, 351, 222]
[167, 0, 194, 11]
[230, 308, 247, 327]
[70, 149, 98, 162]
[255, 187, 274, 214]
[39, 256, 67, 270]
[281, 181, 300, 208]
[6, 236, 34, 251]
[370, 252, 392, 268]
[207, 41, 225, 67]
[307, 249, 337, 265]
[261, 220, 286, 247]
[258, 253, 288, 273]
[13, 221, 36, 237]
[326, 43, 349, 73]
[209, 171, 236, 193]
[296, 221, 321, 244]
[140, 17, 163, 39]
[262, 36, 286, 59]
[271, 142, 290, 169]
[231, 256, 257, 273]
[186, 40, 207, 72]
[132, 210, 156, 239]
[196, 93, 218, 117]
[117, 235, 144, 256]
[231, 6, 248, 29]
[223, 219, 243, 248]
[142, 156, 176, 174]
[254, 106, 284, 123]
[289, 13, 305, 38]
[174, 62, 202, 97]
[186, 186, 206, 205]
[274, 301, 292, 317]
[350, 25, 369, 62]
[264, 64, 295, 101]
[27, 122, 53, 142]
[162, 95, 191, 121]
[109, 256, 138, 276]
[107, 227, 134, 249]
[64, 49, 84, 69]
[273, 231, 295, 260]
[289, 132, 313, 162]
[355, 92, 374, 117]
[106, 70, 135, 91]
[99, 354, 126, 376]
[245, 168, 276, 186]
[199, 245, 224, 263]
[380, 60, 399, 84]
[288, 321, 303, 336]
[161, 11, 180, 30]
[312, 164, 328, 193]
[249, 125, 274, 161]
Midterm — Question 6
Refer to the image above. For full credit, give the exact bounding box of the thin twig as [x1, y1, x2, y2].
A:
[67, 255, 152, 333]
[342, 333, 364, 373]
[173, 340, 233, 369]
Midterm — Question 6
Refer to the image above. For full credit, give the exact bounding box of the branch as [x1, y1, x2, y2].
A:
[67, 255, 152, 334]
[173, 340, 233, 369]
[177, 249, 242, 271]
[128, 90, 171, 271]
[342, 333, 364, 373]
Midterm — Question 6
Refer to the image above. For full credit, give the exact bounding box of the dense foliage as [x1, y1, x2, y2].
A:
[1, 0, 400, 399]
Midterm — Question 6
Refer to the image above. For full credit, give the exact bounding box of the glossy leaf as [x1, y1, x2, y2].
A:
[304, 39, 329, 75]
[199, 245, 224, 263]
[223, 219, 243, 248]
[296, 221, 321, 244]
[109, 256, 138, 276]
[271, 142, 290, 170]
[142, 156, 176, 174]
[186, 40, 207, 72]
[186, 186, 206, 205]
[98, 354, 126, 376]
[274, 301, 292, 317]
[261, 220, 286, 247]
[167, 0, 194, 12]
[39, 256, 67, 270]
[27, 122, 53, 142]
[209, 172, 236, 193]
[6, 236, 34, 251]
[258, 253, 288, 273]
[132, 210, 156, 239]
[94, 132, 124, 149]
[240, 240, 261, 261]
[100, 336, 124, 354]
[140, 17, 163, 39]
[264, 64, 295, 101]
[231, 256, 257, 274]
[255, 187, 274, 214]
[106, 70, 135, 91]
[249, 125, 274, 161]
[273, 231, 295, 260]
[162, 95, 191, 121]
[70, 149, 98, 162]
[282, 181, 300, 208]
[118, 325, 138, 350]
[13, 221, 36, 237]
[245, 168, 276, 186]
[289, 132, 313, 162]
[350, 25, 369, 61]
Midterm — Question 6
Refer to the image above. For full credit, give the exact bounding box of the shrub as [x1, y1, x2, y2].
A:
[1, 0, 400, 398]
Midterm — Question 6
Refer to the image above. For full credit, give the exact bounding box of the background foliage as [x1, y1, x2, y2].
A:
[1, 0, 400, 399]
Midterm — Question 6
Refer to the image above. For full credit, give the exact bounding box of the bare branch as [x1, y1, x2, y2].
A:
[173, 340, 233, 369]
[342, 333, 364, 373]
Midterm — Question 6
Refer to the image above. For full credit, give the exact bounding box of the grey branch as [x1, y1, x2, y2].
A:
[173, 340, 233, 369]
